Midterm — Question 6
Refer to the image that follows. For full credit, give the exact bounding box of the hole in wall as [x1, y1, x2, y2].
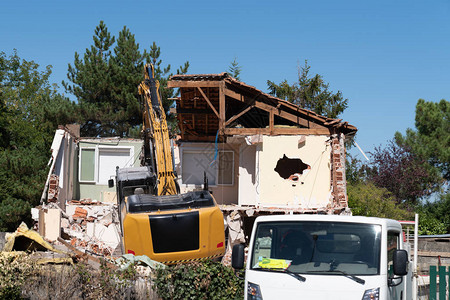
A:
[274, 154, 311, 180]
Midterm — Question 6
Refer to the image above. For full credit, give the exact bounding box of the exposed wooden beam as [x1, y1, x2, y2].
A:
[223, 88, 244, 102]
[271, 128, 331, 135]
[224, 87, 326, 129]
[197, 87, 220, 118]
[224, 128, 270, 135]
[168, 81, 221, 88]
[269, 109, 274, 134]
[225, 105, 255, 126]
[180, 135, 217, 142]
[224, 127, 331, 136]
[254, 102, 326, 129]
[219, 82, 225, 134]
[175, 108, 215, 114]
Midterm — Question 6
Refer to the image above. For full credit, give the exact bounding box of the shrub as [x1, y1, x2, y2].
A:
[0, 253, 34, 299]
[152, 260, 244, 300]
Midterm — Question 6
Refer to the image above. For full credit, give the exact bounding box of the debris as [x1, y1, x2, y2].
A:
[114, 254, 165, 272]
[1, 222, 73, 265]
[3, 222, 64, 253]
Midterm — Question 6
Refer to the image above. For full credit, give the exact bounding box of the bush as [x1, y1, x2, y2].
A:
[0, 253, 34, 299]
[152, 260, 244, 300]
[348, 182, 413, 220]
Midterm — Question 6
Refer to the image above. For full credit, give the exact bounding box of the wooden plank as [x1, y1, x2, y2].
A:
[223, 88, 244, 102]
[224, 88, 326, 129]
[174, 108, 215, 114]
[271, 127, 331, 135]
[197, 87, 220, 118]
[439, 266, 446, 300]
[57, 237, 116, 269]
[219, 82, 225, 134]
[254, 101, 326, 129]
[168, 81, 220, 88]
[224, 128, 270, 135]
[418, 251, 450, 258]
[180, 135, 217, 142]
[224, 127, 331, 136]
[269, 109, 274, 134]
[430, 266, 437, 300]
[224, 89, 327, 128]
[225, 105, 255, 126]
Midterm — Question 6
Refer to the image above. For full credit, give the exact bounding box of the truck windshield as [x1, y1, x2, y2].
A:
[250, 221, 381, 276]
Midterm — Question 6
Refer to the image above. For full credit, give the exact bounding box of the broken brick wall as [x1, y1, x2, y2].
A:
[331, 133, 348, 210]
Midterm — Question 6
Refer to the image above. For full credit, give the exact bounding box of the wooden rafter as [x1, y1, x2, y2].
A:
[219, 82, 225, 133]
[168, 81, 220, 88]
[225, 104, 255, 126]
[223, 87, 326, 129]
[224, 127, 331, 136]
[197, 87, 220, 118]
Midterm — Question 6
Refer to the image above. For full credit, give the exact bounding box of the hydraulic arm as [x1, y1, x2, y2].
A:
[113, 64, 225, 264]
[139, 64, 178, 196]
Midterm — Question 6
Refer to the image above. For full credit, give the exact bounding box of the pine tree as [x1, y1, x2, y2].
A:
[228, 57, 242, 80]
[147, 42, 189, 130]
[110, 26, 146, 136]
[267, 60, 348, 119]
[63, 20, 117, 137]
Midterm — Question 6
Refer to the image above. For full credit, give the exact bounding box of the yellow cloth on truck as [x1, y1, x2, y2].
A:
[258, 257, 290, 269]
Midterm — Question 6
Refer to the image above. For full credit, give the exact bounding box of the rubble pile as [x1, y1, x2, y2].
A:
[62, 199, 121, 257]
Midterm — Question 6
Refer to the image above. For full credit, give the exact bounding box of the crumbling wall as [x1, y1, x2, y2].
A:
[330, 133, 348, 210]
[257, 135, 332, 209]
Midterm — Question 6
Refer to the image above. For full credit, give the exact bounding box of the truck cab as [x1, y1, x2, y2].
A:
[232, 215, 411, 300]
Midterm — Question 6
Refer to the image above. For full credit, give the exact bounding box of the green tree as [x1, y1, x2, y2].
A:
[147, 41, 189, 130]
[267, 60, 348, 118]
[369, 140, 440, 205]
[64, 22, 189, 137]
[416, 193, 450, 234]
[347, 182, 412, 220]
[396, 99, 449, 181]
[228, 57, 242, 80]
[0, 50, 77, 231]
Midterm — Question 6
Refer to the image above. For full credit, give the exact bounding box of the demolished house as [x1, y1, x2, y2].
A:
[167, 73, 357, 261]
[37, 125, 143, 256]
[37, 72, 356, 261]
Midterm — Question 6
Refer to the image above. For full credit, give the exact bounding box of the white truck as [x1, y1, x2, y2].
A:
[232, 215, 412, 300]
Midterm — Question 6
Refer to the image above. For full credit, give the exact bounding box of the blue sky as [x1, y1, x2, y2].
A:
[2, 0, 449, 158]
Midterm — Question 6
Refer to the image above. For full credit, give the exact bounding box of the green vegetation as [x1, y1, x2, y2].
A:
[347, 99, 449, 234]
[267, 60, 348, 118]
[228, 57, 242, 80]
[153, 260, 244, 300]
[0, 50, 77, 231]
[0, 21, 188, 231]
[63, 21, 189, 137]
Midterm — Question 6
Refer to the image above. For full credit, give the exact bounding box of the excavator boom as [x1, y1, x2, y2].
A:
[114, 64, 225, 264]
[139, 64, 177, 196]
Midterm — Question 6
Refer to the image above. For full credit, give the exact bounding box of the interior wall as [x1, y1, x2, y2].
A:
[175, 142, 239, 205]
[238, 143, 258, 206]
[257, 135, 332, 209]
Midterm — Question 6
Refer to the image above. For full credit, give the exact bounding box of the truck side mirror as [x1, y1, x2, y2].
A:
[232, 243, 245, 270]
[108, 179, 114, 188]
[393, 249, 408, 276]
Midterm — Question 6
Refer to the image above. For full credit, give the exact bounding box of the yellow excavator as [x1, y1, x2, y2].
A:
[111, 64, 225, 264]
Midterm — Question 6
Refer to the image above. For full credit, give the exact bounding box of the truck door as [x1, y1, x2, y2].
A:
[387, 231, 403, 300]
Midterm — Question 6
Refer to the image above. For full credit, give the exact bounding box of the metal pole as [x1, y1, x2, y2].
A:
[412, 213, 419, 300]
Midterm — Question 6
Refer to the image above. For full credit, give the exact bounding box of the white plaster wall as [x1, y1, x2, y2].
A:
[258, 135, 332, 209]
[238, 143, 258, 206]
[174, 142, 239, 205]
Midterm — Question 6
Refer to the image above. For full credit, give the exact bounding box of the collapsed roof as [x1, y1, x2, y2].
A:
[168, 73, 357, 142]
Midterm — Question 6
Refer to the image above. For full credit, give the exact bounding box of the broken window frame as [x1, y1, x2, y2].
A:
[78, 145, 135, 185]
[180, 149, 235, 187]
